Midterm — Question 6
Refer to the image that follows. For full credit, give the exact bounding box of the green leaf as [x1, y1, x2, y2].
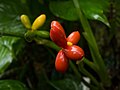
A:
[0, 36, 25, 73]
[0, 0, 27, 73]
[0, 0, 29, 36]
[0, 80, 28, 90]
[49, 1, 79, 21]
[49, 0, 110, 26]
[52, 79, 79, 90]
[80, 0, 110, 26]
[0, 44, 12, 73]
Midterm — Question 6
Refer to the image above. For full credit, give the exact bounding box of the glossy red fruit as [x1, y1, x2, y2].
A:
[63, 45, 84, 60]
[50, 21, 67, 48]
[55, 50, 69, 73]
[51, 21, 66, 37]
[67, 31, 80, 45]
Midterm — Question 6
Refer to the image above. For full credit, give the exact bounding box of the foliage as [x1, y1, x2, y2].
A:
[0, 36, 24, 73]
[0, 80, 28, 90]
[49, 0, 109, 26]
[0, 0, 119, 90]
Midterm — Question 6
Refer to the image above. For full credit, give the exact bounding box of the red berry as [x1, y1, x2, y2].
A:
[67, 31, 80, 45]
[55, 50, 69, 73]
[50, 21, 67, 48]
[63, 45, 84, 60]
[51, 21, 66, 37]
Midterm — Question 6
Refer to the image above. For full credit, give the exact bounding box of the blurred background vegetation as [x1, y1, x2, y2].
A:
[0, 0, 120, 90]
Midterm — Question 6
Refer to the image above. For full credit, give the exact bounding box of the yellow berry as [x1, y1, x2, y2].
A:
[20, 15, 31, 29]
[32, 14, 46, 31]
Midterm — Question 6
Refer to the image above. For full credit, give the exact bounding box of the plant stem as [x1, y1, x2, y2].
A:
[34, 38, 61, 51]
[0, 31, 24, 38]
[82, 57, 99, 74]
[78, 62, 106, 90]
[42, 69, 61, 90]
[69, 61, 82, 80]
[19, 61, 29, 81]
[82, 78, 99, 90]
[72, 0, 111, 86]
[78, 62, 99, 87]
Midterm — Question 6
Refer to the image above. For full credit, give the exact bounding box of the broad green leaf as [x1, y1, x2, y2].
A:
[52, 79, 79, 90]
[0, 44, 12, 73]
[0, 0, 29, 36]
[49, 0, 110, 26]
[50, 1, 79, 21]
[0, 36, 25, 73]
[0, 80, 28, 90]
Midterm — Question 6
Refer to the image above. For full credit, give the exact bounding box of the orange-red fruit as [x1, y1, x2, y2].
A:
[55, 50, 69, 73]
[50, 21, 67, 48]
[63, 45, 84, 60]
[51, 21, 66, 37]
[67, 31, 80, 45]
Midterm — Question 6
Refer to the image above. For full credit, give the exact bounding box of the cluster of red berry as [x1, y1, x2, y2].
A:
[50, 21, 84, 73]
